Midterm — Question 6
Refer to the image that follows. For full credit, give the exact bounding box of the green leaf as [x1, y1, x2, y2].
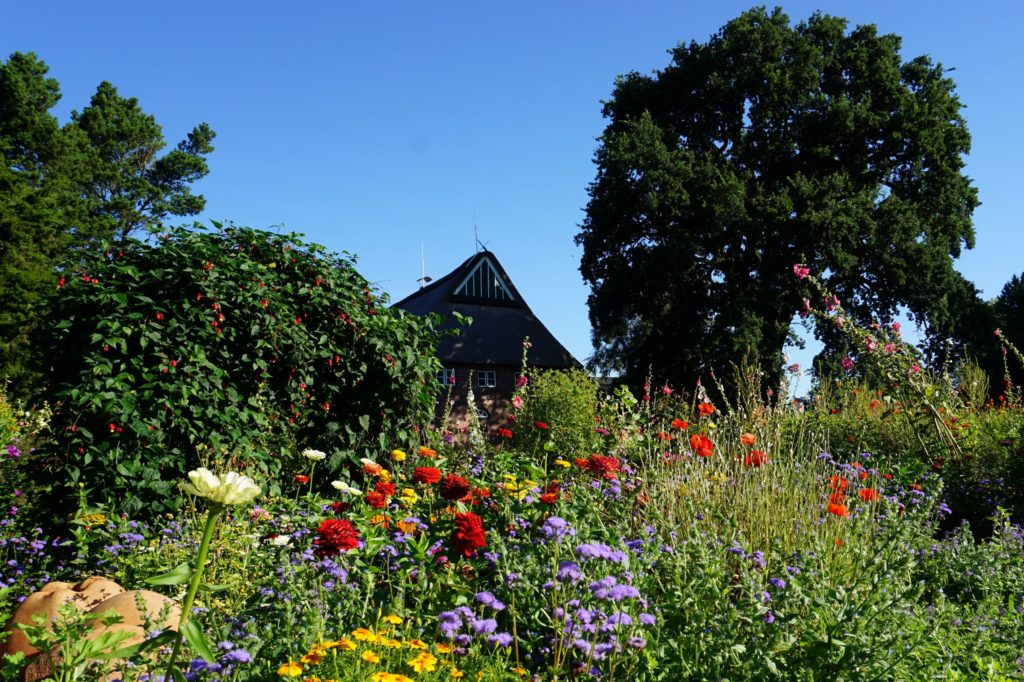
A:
[145, 561, 195, 586]
[182, 618, 216, 662]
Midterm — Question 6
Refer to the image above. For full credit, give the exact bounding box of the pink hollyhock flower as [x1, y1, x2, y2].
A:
[792, 264, 810, 279]
[841, 356, 854, 371]
[512, 396, 523, 409]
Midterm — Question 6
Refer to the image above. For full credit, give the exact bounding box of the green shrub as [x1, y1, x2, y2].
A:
[516, 368, 603, 457]
[42, 223, 444, 515]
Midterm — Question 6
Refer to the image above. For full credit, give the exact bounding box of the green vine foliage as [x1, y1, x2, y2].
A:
[42, 223, 444, 516]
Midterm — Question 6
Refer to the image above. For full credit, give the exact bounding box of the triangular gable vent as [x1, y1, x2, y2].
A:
[453, 256, 515, 301]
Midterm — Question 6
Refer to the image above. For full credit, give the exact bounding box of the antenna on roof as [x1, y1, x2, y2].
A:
[474, 224, 489, 253]
[417, 242, 432, 288]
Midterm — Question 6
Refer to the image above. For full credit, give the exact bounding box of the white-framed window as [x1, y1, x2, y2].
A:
[477, 370, 497, 388]
[476, 407, 490, 420]
[436, 368, 456, 386]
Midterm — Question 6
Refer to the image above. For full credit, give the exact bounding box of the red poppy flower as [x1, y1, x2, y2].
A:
[533, 421, 549, 430]
[496, 428, 513, 439]
[450, 512, 486, 557]
[743, 450, 767, 468]
[689, 434, 714, 458]
[313, 519, 360, 556]
[828, 503, 849, 518]
[671, 418, 688, 431]
[740, 433, 756, 446]
[412, 467, 442, 485]
[858, 470, 869, 481]
[858, 488, 881, 502]
[830, 476, 849, 492]
[698, 403, 715, 416]
[439, 474, 471, 501]
[294, 475, 309, 484]
[829, 492, 847, 505]
[656, 431, 672, 441]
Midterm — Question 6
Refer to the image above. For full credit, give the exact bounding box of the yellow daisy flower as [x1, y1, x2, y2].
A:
[554, 459, 571, 468]
[362, 650, 381, 664]
[407, 652, 438, 673]
[382, 614, 403, 625]
[352, 628, 377, 642]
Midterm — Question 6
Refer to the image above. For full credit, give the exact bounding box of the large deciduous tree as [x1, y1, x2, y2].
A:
[576, 8, 979, 391]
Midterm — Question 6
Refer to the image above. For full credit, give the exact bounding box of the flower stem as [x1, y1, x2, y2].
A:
[163, 504, 222, 680]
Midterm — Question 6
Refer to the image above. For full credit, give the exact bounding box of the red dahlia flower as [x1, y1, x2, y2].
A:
[450, 512, 486, 557]
[313, 519, 360, 556]
[439, 474, 471, 501]
[412, 467, 442, 485]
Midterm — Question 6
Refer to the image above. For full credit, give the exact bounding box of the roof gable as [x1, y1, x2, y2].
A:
[392, 250, 579, 369]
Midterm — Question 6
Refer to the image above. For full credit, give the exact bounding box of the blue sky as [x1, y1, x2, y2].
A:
[4, 1, 1021, 379]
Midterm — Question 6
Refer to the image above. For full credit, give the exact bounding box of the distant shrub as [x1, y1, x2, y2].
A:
[42, 223, 443, 515]
[516, 368, 603, 457]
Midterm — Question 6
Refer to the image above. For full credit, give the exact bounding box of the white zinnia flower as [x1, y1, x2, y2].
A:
[302, 449, 327, 461]
[181, 468, 261, 506]
[331, 480, 362, 495]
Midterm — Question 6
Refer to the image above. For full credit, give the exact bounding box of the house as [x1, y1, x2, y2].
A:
[393, 250, 579, 430]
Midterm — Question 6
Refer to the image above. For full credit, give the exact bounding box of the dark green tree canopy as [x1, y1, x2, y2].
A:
[577, 7, 979, 389]
[0, 52, 215, 396]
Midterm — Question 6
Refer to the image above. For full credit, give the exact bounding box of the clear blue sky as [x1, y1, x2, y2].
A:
[4, 1, 1021, 379]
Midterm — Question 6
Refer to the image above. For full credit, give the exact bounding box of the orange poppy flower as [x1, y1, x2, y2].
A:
[829, 476, 849, 492]
[740, 432, 756, 446]
[828, 503, 849, 517]
[829, 492, 846, 505]
[698, 403, 715, 416]
[671, 418, 689, 430]
[743, 450, 767, 468]
[689, 433, 714, 458]
[858, 488, 881, 502]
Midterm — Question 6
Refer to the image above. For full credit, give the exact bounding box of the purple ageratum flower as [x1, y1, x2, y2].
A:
[764, 611, 775, 624]
[475, 591, 506, 611]
[606, 584, 641, 601]
[221, 648, 253, 664]
[6, 445, 21, 459]
[606, 612, 632, 626]
[749, 551, 766, 569]
[627, 636, 647, 649]
[760, 591, 771, 604]
[769, 577, 786, 590]
[575, 543, 627, 564]
[639, 612, 656, 626]
[785, 566, 801, 576]
[471, 618, 498, 636]
[556, 561, 583, 583]
[540, 516, 576, 542]
[486, 632, 513, 648]
[589, 576, 617, 599]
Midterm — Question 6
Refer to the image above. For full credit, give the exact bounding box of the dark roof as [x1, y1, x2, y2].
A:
[393, 251, 580, 368]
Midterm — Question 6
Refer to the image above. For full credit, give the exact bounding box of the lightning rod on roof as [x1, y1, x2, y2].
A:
[417, 242, 432, 288]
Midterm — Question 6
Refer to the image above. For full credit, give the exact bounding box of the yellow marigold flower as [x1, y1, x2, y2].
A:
[362, 650, 381, 664]
[396, 520, 417, 535]
[277, 661, 303, 677]
[513, 666, 528, 676]
[302, 677, 321, 682]
[378, 469, 393, 483]
[391, 449, 407, 462]
[436, 643, 454, 654]
[381, 638, 403, 649]
[554, 459, 571, 468]
[300, 651, 323, 665]
[352, 628, 377, 642]
[398, 488, 418, 506]
[332, 637, 357, 651]
[417, 446, 436, 458]
[450, 669, 465, 679]
[405, 638, 427, 650]
[382, 614, 402, 625]
[407, 652, 438, 673]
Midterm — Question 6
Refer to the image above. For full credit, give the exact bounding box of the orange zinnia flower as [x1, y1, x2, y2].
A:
[740, 432, 756, 446]
[698, 403, 715, 416]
